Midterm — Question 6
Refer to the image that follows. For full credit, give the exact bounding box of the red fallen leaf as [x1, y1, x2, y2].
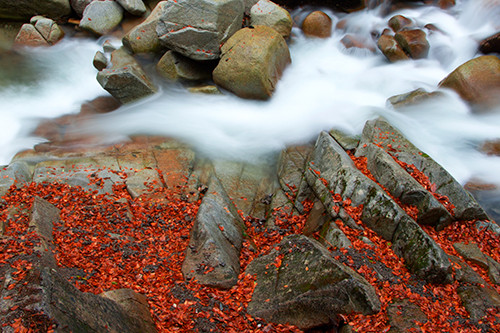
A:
[218, 225, 224, 231]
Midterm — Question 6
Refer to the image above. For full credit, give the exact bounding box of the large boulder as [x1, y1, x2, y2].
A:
[156, 0, 244, 60]
[122, 1, 168, 54]
[0, 0, 71, 20]
[96, 48, 157, 104]
[182, 178, 244, 289]
[250, 0, 292, 38]
[0, 162, 31, 197]
[79, 0, 124, 36]
[439, 55, 500, 109]
[301, 11, 332, 38]
[213, 25, 291, 100]
[247, 234, 380, 330]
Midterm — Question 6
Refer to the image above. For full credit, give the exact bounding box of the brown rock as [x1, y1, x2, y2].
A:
[480, 139, 500, 156]
[394, 29, 429, 59]
[388, 15, 412, 33]
[377, 34, 410, 62]
[439, 55, 500, 109]
[479, 31, 500, 55]
[302, 11, 332, 38]
[387, 299, 428, 333]
[341, 34, 374, 51]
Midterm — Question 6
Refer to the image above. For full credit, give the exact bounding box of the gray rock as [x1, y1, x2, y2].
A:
[122, 1, 168, 54]
[116, 0, 147, 16]
[182, 177, 244, 289]
[0, 0, 71, 20]
[457, 284, 500, 323]
[70, 0, 94, 17]
[125, 168, 162, 198]
[329, 129, 360, 151]
[359, 142, 452, 229]
[448, 255, 487, 285]
[0, 161, 31, 197]
[80, 0, 124, 36]
[32, 157, 125, 195]
[156, 0, 244, 60]
[93, 50, 108, 71]
[306, 131, 452, 283]
[250, 0, 292, 38]
[453, 242, 489, 269]
[97, 48, 157, 104]
[475, 220, 500, 236]
[357, 117, 488, 221]
[102, 39, 117, 53]
[487, 256, 500, 285]
[41, 268, 157, 333]
[32, 16, 65, 45]
[213, 25, 291, 100]
[156, 50, 213, 81]
[387, 298, 427, 333]
[322, 221, 352, 249]
[247, 234, 380, 330]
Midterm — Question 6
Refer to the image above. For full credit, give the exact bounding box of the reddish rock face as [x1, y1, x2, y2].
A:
[302, 11, 332, 38]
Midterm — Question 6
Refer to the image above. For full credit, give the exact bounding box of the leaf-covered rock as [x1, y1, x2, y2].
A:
[247, 234, 380, 330]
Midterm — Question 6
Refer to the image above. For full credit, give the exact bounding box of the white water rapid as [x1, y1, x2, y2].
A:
[1, 0, 499, 192]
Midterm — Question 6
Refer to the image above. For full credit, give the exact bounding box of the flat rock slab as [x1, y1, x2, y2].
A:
[357, 117, 488, 221]
[247, 234, 380, 330]
[0, 161, 31, 197]
[182, 177, 244, 289]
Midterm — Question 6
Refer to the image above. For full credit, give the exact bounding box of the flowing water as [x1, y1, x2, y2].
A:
[1, 0, 499, 215]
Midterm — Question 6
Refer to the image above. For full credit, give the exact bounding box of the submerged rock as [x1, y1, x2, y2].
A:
[213, 25, 291, 100]
[247, 234, 380, 330]
[301, 11, 332, 38]
[439, 55, 500, 109]
[96, 48, 157, 104]
[157, 0, 244, 60]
